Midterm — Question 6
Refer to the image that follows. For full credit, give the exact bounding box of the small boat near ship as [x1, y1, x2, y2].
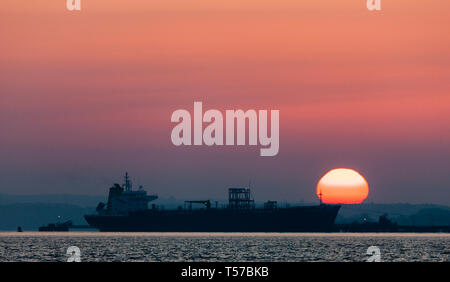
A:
[38, 220, 72, 232]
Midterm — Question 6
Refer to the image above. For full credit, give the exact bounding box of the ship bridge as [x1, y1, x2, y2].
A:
[98, 172, 158, 216]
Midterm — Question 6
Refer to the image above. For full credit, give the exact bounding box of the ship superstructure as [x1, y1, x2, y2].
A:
[95, 172, 158, 216]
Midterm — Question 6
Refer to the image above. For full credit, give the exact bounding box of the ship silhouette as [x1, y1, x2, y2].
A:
[84, 173, 341, 232]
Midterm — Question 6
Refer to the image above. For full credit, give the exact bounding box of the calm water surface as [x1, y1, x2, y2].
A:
[0, 232, 448, 262]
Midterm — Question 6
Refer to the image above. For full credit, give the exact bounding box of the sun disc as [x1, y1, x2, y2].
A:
[317, 168, 369, 204]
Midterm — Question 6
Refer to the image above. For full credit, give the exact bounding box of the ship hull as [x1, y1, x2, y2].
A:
[84, 205, 340, 232]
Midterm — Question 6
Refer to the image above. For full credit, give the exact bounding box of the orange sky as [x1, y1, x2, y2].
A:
[1, 0, 450, 204]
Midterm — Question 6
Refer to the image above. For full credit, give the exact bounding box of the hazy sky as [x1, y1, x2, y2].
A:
[1, 0, 450, 204]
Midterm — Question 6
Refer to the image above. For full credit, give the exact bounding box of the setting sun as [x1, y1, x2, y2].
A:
[317, 168, 369, 204]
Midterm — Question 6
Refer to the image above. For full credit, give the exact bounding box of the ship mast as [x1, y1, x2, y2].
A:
[319, 190, 323, 205]
[124, 172, 132, 192]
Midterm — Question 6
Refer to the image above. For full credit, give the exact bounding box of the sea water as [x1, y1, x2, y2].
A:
[0, 232, 448, 262]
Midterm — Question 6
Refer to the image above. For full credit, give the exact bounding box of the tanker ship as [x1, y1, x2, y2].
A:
[84, 173, 341, 232]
